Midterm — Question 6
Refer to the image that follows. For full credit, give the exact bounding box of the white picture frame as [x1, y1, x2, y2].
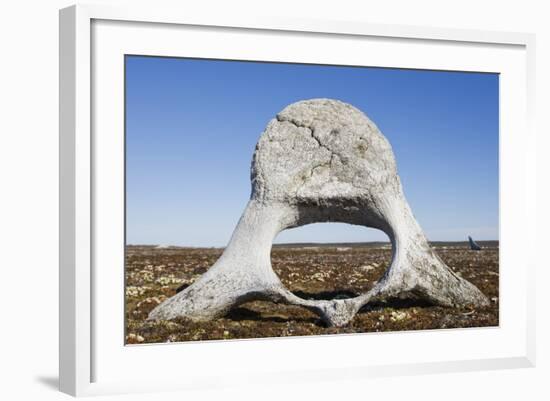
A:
[59, 3, 536, 397]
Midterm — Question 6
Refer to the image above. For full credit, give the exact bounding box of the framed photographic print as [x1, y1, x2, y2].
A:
[59, 4, 536, 396]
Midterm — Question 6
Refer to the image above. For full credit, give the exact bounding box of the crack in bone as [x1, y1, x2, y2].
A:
[275, 114, 347, 165]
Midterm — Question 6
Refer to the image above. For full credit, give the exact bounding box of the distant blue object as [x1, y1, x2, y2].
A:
[468, 236, 482, 251]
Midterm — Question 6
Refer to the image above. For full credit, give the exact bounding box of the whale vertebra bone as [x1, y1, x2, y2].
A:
[148, 99, 488, 327]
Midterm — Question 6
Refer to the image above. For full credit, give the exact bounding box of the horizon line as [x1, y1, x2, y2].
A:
[126, 239, 500, 248]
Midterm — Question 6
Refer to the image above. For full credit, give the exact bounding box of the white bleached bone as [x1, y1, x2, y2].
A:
[148, 99, 488, 327]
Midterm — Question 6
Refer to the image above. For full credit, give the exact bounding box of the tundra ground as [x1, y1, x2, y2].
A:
[125, 242, 499, 344]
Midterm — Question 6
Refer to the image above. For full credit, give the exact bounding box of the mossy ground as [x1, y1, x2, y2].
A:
[125, 243, 498, 344]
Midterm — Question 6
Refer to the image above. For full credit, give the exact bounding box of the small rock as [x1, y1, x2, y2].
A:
[390, 311, 409, 322]
[126, 333, 144, 343]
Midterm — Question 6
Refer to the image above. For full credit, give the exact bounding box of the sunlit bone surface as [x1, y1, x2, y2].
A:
[148, 99, 488, 327]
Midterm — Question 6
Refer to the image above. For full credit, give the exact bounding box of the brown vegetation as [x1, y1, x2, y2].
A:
[125, 243, 498, 344]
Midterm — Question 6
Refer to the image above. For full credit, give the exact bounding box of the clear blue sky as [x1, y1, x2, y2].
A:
[125, 56, 499, 246]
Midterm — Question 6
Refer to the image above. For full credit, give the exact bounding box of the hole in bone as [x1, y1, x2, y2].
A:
[269, 223, 391, 301]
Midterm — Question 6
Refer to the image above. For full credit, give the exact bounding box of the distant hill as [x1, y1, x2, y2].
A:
[271, 240, 499, 248]
[127, 240, 499, 249]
